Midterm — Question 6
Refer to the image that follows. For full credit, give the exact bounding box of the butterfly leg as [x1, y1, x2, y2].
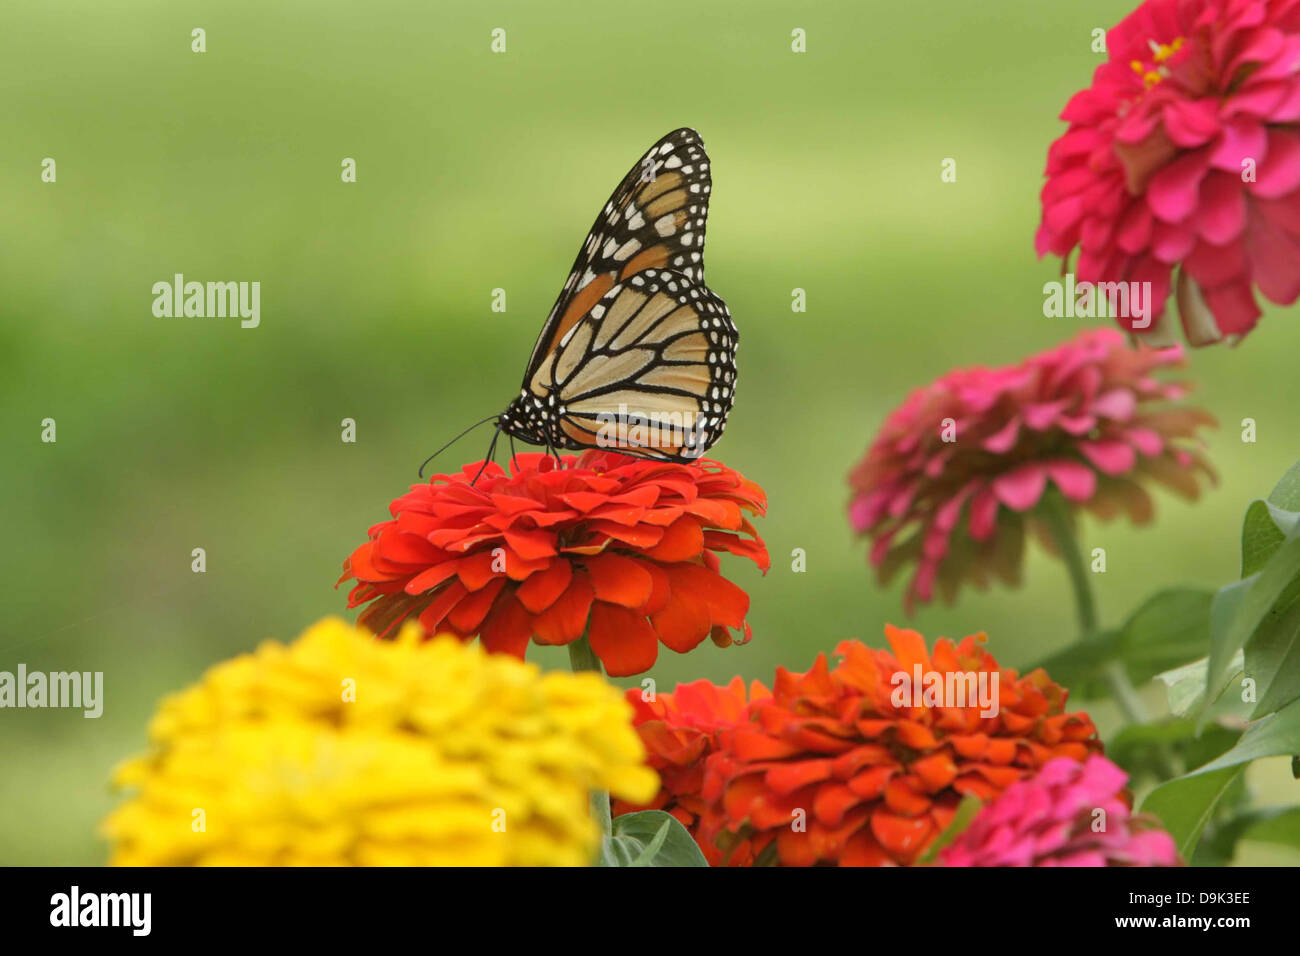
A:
[508, 434, 521, 476]
[471, 426, 503, 486]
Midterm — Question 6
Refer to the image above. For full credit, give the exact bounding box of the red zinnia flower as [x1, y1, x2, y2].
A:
[339, 451, 768, 676]
[848, 329, 1215, 611]
[1037, 0, 1300, 345]
[940, 755, 1180, 867]
[611, 677, 765, 865]
[620, 626, 1102, 866]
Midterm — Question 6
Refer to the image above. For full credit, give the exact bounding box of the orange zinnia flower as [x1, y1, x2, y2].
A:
[621, 625, 1101, 865]
[612, 677, 763, 865]
[339, 451, 768, 676]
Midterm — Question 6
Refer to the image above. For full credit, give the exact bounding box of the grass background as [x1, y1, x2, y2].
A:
[2, 0, 1297, 864]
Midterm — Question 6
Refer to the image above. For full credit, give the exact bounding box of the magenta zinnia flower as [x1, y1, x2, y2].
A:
[1037, 0, 1300, 345]
[848, 329, 1215, 610]
[939, 755, 1180, 866]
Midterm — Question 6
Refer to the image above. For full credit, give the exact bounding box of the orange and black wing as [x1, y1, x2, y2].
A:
[522, 128, 714, 388]
[524, 268, 737, 461]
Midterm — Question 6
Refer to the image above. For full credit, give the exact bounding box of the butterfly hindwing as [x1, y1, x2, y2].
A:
[527, 268, 737, 461]
[522, 128, 714, 385]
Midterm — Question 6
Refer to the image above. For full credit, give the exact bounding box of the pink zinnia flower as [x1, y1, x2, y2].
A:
[1037, 0, 1300, 345]
[848, 329, 1215, 610]
[939, 755, 1180, 866]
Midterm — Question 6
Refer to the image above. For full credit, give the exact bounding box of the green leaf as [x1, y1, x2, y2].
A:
[1201, 571, 1268, 728]
[1241, 499, 1290, 576]
[1133, 699, 1298, 860]
[1155, 651, 1242, 717]
[1030, 589, 1213, 700]
[1109, 718, 1200, 752]
[1244, 595, 1300, 718]
[1195, 805, 1300, 864]
[1116, 588, 1214, 685]
[1205, 465, 1300, 725]
[601, 810, 709, 867]
[1140, 765, 1247, 861]
[1131, 699, 1284, 862]
[1190, 806, 1300, 865]
[1193, 696, 1300, 776]
[590, 789, 612, 836]
[627, 818, 672, 866]
[1156, 657, 1212, 717]
[1107, 718, 1241, 792]
[1026, 630, 1120, 698]
[1240, 806, 1300, 851]
[1180, 724, 1246, 774]
[915, 794, 982, 865]
[1267, 457, 1300, 512]
[1193, 813, 1262, 866]
[752, 840, 780, 867]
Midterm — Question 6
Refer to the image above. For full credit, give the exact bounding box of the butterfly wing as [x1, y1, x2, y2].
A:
[522, 128, 714, 387]
[525, 268, 737, 461]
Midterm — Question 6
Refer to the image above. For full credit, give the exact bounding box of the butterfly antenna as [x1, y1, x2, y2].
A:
[471, 425, 503, 486]
[419, 414, 500, 478]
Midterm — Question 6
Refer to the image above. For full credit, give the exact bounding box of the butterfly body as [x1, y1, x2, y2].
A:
[496, 128, 738, 463]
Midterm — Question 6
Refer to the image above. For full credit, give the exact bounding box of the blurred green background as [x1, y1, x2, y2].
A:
[2, 0, 1297, 864]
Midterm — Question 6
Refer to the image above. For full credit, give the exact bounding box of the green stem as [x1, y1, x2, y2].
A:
[1102, 659, 1149, 724]
[567, 633, 602, 673]
[567, 634, 612, 835]
[1038, 495, 1097, 636]
[1039, 494, 1148, 724]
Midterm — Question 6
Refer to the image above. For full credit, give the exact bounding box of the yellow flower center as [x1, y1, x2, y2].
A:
[1131, 36, 1185, 88]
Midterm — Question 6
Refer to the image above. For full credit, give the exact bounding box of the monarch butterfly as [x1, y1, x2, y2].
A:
[426, 128, 738, 477]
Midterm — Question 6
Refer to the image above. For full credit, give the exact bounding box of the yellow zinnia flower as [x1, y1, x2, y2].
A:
[102, 617, 658, 866]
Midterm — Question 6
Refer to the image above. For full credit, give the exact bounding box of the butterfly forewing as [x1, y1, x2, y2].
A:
[523, 128, 713, 384]
[498, 128, 736, 463]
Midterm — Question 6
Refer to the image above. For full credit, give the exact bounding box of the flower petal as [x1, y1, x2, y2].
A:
[587, 602, 659, 676]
